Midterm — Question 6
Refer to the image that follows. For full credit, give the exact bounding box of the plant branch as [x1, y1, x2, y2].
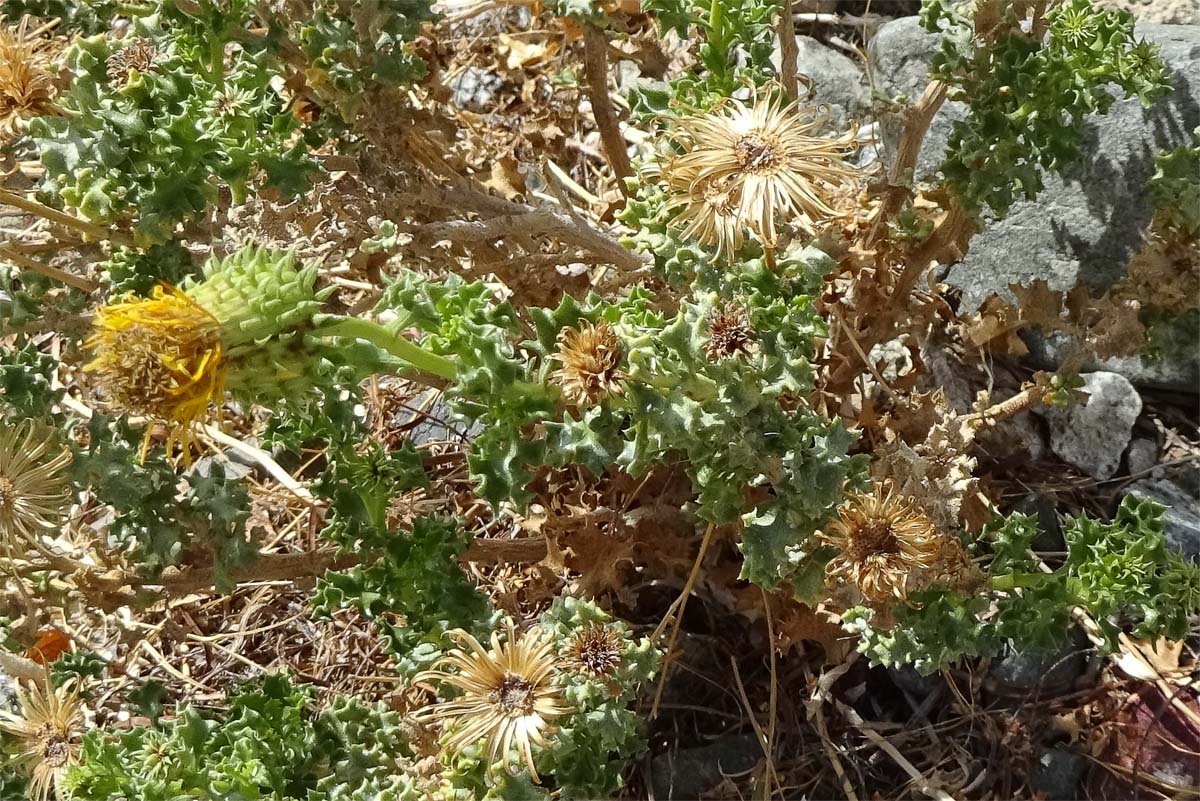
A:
[416, 186, 650, 273]
[582, 24, 633, 192]
[777, 0, 800, 102]
[0, 243, 98, 292]
[871, 80, 948, 236]
[0, 187, 135, 247]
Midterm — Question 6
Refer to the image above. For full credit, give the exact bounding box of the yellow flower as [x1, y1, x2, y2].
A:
[415, 620, 569, 783]
[84, 284, 224, 459]
[0, 420, 71, 554]
[0, 16, 56, 141]
[664, 90, 860, 259]
[820, 482, 942, 603]
[563, 622, 624, 680]
[0, 677, 85, 801]
[550, 320, 625, 408]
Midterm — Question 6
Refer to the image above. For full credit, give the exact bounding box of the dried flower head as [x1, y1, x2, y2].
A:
[820, 482, 942, 603]
[0, 677, 85, 801]
[105, 37, 158, 85]
[0, 17, 56, 141]
[84, 284, 224, 459]
[703, 302, 756, 361]
[667, 174, 745, 261]
[0, 420, 71, 554]
[550, 320, 625, 407]
[415, 620, 568, 782]
[563, 622, 624, 679]
[664, 90, 860, 260]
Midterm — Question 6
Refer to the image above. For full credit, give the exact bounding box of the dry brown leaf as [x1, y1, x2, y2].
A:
[497, 33, 559, 70]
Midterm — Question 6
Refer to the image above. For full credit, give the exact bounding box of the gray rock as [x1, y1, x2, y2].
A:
[869, 19, 1200, 390]
[1126, 436, 1160, 476]
[448, 67, 502, 112]
[1015, 493, 1064, 551]
[649, 734, 763, 800]
[1030, 746, 1087, 800]
[1128, 463, 1200, 560]
[989, 638, 1089, 697]
[1039, 372, 1142, 479]
[778, 36, 870, 128]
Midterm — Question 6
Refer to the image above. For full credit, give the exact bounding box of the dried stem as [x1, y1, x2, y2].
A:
[966, 382, 1048, 430]
[0, 650, 43, 683]
[871, 79, 948, 237]
[0, 187, 135, 247]
[416, 185, 650, 273]
[0, 243, 98, 292]
[777, 0, 800, 102]
[582, 24, 633, 192]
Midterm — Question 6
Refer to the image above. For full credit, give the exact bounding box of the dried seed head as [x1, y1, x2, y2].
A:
[820, 481, 942, 603]
[564, 622, 624, 679]
[105, 37, 158, 85]
[550, 320, 625, 407]
[0, 678, 85, 801]
[703, 302, 756, 361]
[0, 421, 72, 554]
[0, 17, 56, 140]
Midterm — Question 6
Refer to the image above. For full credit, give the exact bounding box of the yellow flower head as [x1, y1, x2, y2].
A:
[664, 89, 860, 260]
[820, 481, 942, 603]
[0, 677, 85, 801]
[415, 620, 569, 783]
[84, 247, 336, 462]
[550, 320, 626, 408]
[84, 284, 224, 458]
[0, 420, 71, 554]
[0, 16, 56, 141]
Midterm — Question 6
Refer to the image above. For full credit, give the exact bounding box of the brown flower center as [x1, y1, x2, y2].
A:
[848, 518, 899, 562]
[735, 133, 781, 173]
[491, 674, 534, 716]
[39, 726, 69, 768]
[569, 624, 623, 677]
[0, 475, 15, 512]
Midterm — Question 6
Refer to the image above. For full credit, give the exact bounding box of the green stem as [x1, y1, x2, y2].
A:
[706, 0, 730, 86]
[322, 317, 458, 381]
[989, 572, 1048, 592]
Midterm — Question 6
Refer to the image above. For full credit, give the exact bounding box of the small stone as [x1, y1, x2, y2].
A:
[989, 638, 1089, 698]
[1030, 746, 1087, 800]
[1039, 372, 1141, 480]
[448, 67, 502, 112]
[1128, 464, 1200, 561]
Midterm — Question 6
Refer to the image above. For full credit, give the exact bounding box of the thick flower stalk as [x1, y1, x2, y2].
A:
[415, 620, 569, 783]
[86, 245, 457, 459]
[663, 89, 861, 259]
